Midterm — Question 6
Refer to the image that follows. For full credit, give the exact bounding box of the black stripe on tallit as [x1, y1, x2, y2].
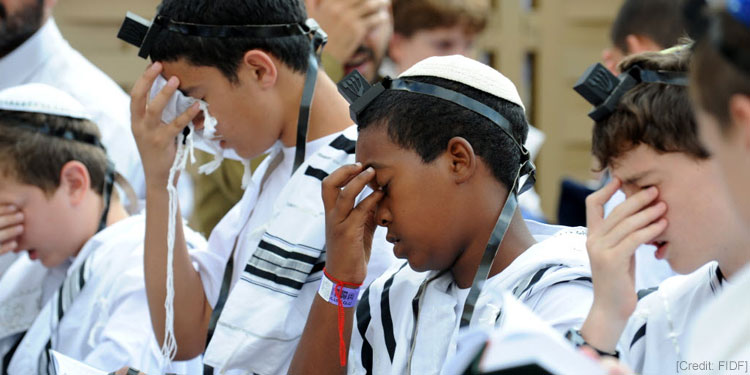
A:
[78, 262, 86, 289]
[517, 264, 556, 296]
[310, 261, 325, 275]
[549, 276, 592, 287]
[329, 135, 356, 154]
[381, 272, 399, 362]
[2, 331, 26, 374]
[637, 287, 659, 301]
[356, 287, 373, 374]
[257, 240, 318, 265]
[630, 323, 647, 349]
[304, 166, 329, 181]
[244, 265, 304, 290]
[56, 284, 64, 319]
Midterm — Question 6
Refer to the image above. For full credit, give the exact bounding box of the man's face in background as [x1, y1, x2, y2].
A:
[0, 0, 45, 58]
[343, 14, 392, 82]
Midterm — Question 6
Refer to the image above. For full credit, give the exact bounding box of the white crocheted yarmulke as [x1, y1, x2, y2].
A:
[0, 83, 92, 120]
[399, 55, 525, 111]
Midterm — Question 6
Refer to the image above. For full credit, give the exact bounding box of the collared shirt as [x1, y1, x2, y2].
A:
[0, 18, 145, 200]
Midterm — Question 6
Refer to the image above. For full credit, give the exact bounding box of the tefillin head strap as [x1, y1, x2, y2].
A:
[338, 70, 535, 195]
[337, 70, 536, 327]
[574, 62, 689, 122]
[117, 12, 326, 59]
[117, 12, 328, 173]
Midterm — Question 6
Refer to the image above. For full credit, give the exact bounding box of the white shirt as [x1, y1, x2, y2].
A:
[685, 263, 750, 375]
[0, 215, 206, 374]
[618, 262, 725, 375]
[350, 222, 593, 374]
[0, 253, 19, 278]
[0, 18, 145, 200]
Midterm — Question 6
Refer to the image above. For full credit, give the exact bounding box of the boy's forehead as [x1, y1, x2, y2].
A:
[0, 163, 17, 186]
[355, 126, 397, 166]
[610, 146, 659, 182]
[161, 60, 220, 92]
[0, 173, 29, 199]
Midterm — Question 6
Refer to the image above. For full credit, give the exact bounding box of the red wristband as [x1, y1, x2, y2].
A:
[322, 268, 363, 367]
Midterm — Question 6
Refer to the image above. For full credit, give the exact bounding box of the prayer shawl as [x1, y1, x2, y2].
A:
[349, 223, 593, 375]
[203, 125, 396, 375]
[0, 215, 206, 375]
[0, 257, 48, 374]
[686, 263, 750, 374]
[619, 262, 724, 375]
[0, 253, 19, 277]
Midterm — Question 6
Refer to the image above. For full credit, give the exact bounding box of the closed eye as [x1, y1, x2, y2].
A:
[371, 182, 388, 196]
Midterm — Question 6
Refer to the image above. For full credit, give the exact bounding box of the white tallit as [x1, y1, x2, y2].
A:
[0, 215, 207, 374]
[349, 222, 593, 375]
[619, 262, 725, 375]
[199, 125, 397, 374]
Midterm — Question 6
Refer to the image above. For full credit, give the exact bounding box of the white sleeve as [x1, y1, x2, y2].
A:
[81, 265, 201, 374]
[617, 312, 647, 373]
[189, 202, 241, 307]
[0, 252, 19, 276]
[81, 280, 162, 372]
[527, 281, 594, 334]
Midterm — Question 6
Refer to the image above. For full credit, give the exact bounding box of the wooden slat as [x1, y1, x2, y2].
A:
[55, 0, 159, 90]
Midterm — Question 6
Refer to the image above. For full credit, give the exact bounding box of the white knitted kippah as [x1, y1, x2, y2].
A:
[0, 83, 92, 120]
[399, 55, 526, 111]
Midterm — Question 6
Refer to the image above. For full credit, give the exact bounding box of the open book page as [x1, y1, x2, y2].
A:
[445, 292, 606, 375]
[50, 350, 108, 375]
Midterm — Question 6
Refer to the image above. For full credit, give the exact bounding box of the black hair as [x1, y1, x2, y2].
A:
[149, 0, 310, 82]
[357, 76, 529, 190]
[611, 0, 686, 53]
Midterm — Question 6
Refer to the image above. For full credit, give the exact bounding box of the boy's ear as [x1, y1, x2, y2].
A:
[240, 50, 278, 89]
[624, 34, 661, 54]
[43, 0, 58, 14]
[59, 161, 90, 206]
[601, 47, 624, 74]
[446, 137, 476, 184]
[729, 94, 750, 151]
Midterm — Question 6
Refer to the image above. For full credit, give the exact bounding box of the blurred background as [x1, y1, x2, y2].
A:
[54, 0, 623, 223]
